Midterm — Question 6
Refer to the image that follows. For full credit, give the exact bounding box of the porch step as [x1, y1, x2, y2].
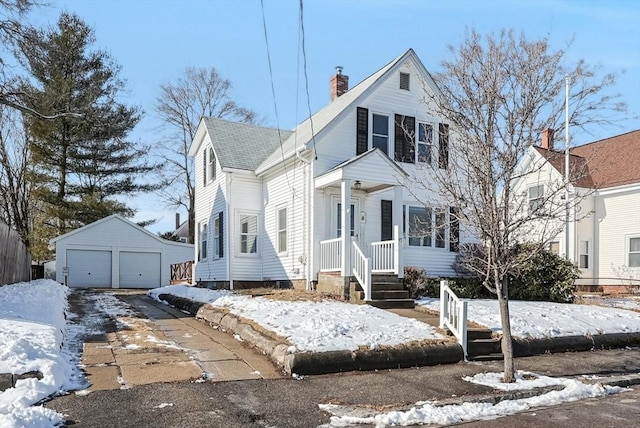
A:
[371, 290, 410, 300]
[371, 282, 405, 291]
[366, 299, 415, 309]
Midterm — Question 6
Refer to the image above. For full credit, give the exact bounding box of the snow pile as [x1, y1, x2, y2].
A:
[320, 371, 625, 427]
[416, 298, 640, 338]
[149, 285, 444, 352]
[0, 279, 73, 427]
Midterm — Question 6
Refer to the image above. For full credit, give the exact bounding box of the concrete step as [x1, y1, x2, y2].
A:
[371, 290, 410, 300]
[372, 282, 406, 291]
[467, 352, 504, 362]
[366, 299, 415, 309]
[467, 338, 502, 357]
[467, 328, 494, 341]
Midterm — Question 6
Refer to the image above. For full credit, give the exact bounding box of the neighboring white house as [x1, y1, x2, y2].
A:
[50, 214, 194, 288]
[513, 129, 640, 293]
[188, 49, 470, 303]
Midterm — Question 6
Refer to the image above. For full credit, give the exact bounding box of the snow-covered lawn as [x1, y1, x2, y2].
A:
[0, 280, 80, 428]
[417, 298, 640, 338]
[149, 285, 445, 352]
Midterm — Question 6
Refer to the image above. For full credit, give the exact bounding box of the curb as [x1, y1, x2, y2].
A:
[156, 295, 464, 375]
[0, 371, 44, 392]
[513, 332, 640, 357]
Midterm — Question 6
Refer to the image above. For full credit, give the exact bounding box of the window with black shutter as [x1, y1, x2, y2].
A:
[394, 114, 415, 163]
[356, 107, 369, 155]
[438, 123, 449, 169]
[218, 212, 224, 257]
[381, 200, 393, 241]
[449, 206, 459, 252]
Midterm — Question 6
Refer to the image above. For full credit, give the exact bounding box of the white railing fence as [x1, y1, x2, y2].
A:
[439, 280, 468, 359]
[352, 240, 372, 301]
[319, 238, 341, 272]
[370, 240, 394, 273]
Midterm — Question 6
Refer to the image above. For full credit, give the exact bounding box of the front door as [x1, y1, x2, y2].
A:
[332, 197, 360, 242]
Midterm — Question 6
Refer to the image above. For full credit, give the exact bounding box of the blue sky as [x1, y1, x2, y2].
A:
[31, 0, 640, 233]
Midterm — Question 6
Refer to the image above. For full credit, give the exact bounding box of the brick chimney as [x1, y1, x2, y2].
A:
[330, 66, 348, 101]
[541, 128, 555, 150]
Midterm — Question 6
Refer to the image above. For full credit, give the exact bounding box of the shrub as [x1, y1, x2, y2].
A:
[403, 266, 489, 299]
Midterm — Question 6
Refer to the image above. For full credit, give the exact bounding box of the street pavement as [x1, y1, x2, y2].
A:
[46, 290, 640, 427]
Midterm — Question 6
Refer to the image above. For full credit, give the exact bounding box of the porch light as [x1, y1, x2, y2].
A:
[354, 180, 361, 190]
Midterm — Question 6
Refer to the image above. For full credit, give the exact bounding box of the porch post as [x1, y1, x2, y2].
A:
[341, 179, 351, 280]
[393, 185, 404, 278]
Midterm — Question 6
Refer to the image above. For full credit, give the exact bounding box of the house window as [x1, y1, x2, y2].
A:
[579, 239, 589, 269]
[198, 222, 208, 261]
[417, 122, 433, 164]
[277, 207, 287, 253]
[549, 241, 560, 254]
[213, 214, 220, 258]
[408, 206, 432, 247]
[372, 114, 389, 155]
[528, 185, 544, 212]
[239, 214, 258, 254]
[628, 236, 640, 267]
[399, 72, 410, 90]
[438, 123, 449, 169]
[207, 147, 216, 183]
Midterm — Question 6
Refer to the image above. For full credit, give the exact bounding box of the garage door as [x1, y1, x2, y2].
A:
[66, 249, 112, 288]
[119, 252, 161, 288]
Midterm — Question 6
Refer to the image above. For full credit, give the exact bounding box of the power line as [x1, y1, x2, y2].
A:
[299, 0, 318, 160]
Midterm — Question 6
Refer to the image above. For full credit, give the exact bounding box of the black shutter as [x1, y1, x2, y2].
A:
[381, 200, 393, 241]
[439, 123, 449, 169]
[356, 107, 369, 155]
[449, 206, 459, 252]
[394, 115, 415, 163]
[219, 212, 224, 258]
[203, 151, 207, 186]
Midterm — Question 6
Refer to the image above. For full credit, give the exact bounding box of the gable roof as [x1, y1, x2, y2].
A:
[534, 129, 640, 189]
[256, 48, 441, 174]
[198, 117, 293, 171]
[49, 214, 193, 247]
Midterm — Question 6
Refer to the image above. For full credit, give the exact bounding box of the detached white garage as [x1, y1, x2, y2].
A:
[50, 215, 193, 288]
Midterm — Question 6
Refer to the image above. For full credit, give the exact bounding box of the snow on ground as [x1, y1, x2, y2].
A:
[417, 298, 640, 338]
[319, 371, 626, 427]
[149, 285, 445, 352]
[0, 279, 82, 428]
[580, 295, 640, 312]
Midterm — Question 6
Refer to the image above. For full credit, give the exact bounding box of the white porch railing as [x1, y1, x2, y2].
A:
[319, 238, 342, 272]
[370, 240, 394, 273]
[439, 280, 468, 359]
[352, 240, 372, 301]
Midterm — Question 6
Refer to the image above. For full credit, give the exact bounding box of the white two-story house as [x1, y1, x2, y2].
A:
[188, 49, 470, 305]
[513, 129, 640, 293]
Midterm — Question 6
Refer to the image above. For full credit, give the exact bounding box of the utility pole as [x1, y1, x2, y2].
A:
[564, 75, 571, 261]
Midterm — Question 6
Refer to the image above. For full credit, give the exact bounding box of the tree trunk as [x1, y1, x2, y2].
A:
[497, 276, 516, 382]
[188, 189, 195, 244]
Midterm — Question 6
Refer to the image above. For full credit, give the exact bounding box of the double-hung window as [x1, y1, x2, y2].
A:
[372, 114, 389, 155]
[528, 185, 544, 212]
[207, 147, 216, 183]
[239, 214, 258, 254]
[277, 207, 287, 253]
[579, 239, 590, 269]
[213, 215, 220, 259]
[417, 122, 433, 164]
[199, 222, 208, 261]
[408, 206, 432, 247]
[628, 235, 640, 267]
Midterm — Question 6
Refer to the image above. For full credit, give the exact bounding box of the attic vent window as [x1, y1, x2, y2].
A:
[399, 72, 410, 91]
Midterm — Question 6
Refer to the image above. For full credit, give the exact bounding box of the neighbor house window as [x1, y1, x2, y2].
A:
[579, 239, 590, 269]
[549, 241, 560, 254]
[628, 235, 640, 267]
[213, 214, 220, 258]
[399, 72, 410, 90]
[277, 207, 287, 253]
[408, 206, 432, 247]
[239, 214, 258, 254]
[372, 114, 389, 155]
[198, 222, 208, 261]
[417, 122, 433, 164]
[528, 184, 544, 212]
[208, 147, 216, 183]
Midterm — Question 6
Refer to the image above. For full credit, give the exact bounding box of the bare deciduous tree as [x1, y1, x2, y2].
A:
[155, 66, 256, 243]
[410, 29, 625, 382]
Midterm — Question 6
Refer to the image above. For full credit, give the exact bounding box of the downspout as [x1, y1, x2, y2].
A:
[296, 147, 312, 290]
[227, 172, 234, 290]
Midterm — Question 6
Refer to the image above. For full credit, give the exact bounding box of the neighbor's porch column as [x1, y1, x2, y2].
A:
[340, 179, 351, 278]
[393, 185, 404, 278]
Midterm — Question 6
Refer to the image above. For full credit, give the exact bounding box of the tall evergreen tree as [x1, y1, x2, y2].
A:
[18, 12, 158, 245]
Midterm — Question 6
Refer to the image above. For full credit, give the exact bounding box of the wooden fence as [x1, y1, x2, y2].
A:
[0, 220, 31, 286]
[170, 260, 193, 285]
